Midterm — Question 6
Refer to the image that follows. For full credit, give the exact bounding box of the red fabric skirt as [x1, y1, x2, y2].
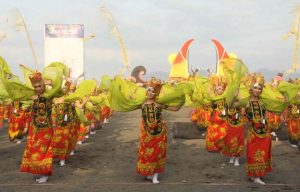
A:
[197, 108, 211, 128]
[222, 122, 244, 157]
[21, 126, 53, 175]
[246, 127, 272, 177]
[136, 120, 167, 176]
[77, 123, 86, 142]
[287, 117, 300, 142]
[267, 112, 281, 131]
[68, 120, 80, 151]
[8, 111, 25, 141]
[52, 125, 71, 160]
[206, 111, 227, 152]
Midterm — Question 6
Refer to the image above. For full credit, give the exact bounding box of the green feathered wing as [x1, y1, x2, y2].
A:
[63, 80, 98, 103]
[109, 76, 146, 112]
[2, 77, 35, 101]
[157, 82, 193, 107]
[19, 64, 34, 88]
[43, 62, 70, 98]
[220, 58, 248, 105]
[0, 56, 12, 78]
[277, 81, 300, 105]
[261, 84, 288, 113]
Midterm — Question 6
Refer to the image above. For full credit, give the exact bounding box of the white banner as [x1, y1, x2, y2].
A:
[44, 24, 84, 80]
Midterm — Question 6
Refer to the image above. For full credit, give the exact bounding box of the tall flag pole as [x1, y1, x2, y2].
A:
[100, 7, 129, 75]
[283, 5, 300, 75]
[14, 8, 39, 70]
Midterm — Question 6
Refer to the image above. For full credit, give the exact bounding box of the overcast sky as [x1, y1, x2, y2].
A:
[0, 0, 299, 80]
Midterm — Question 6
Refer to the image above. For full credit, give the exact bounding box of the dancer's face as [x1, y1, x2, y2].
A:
[215, 84, 225, 95]
[33, 82, 45, 95]
[271, 80, 279, 88]
[252, 84, 263, 97]
[146, 87, 156, 99]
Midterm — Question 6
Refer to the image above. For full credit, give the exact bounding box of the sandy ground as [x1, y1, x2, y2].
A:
[0, 108, 300, 192]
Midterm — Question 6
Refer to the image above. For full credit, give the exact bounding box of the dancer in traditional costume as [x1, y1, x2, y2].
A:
[77, 122, 87, 144]
[273, 78, 300, 148]
[66, 83, 79, 156]
[101, 105, 112, 124]
[84, 98, 97, 137]
[222, 104, 244, 166]
[75, 99, 89, 145]
[59, 80, 96, 145]
[20, 71, 54, 183]
[268, 74, 284, 140]
[285, 101, 300, 148]
[190, 106, 210, 136]
[8, 100, 26, 143]
[205, 75, 228, 152]
[136, 78, 181, 184]
[197, 104, 211, 136]
[245, 74, 271, 185]
[51, 80, 77, 167]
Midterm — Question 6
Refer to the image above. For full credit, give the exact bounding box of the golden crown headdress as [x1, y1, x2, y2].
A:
[251, 73, 265, 87]
[29, 71, 43, 85]
[241, 73, 253, 89]
[147, 77, 163, 94]
[210, 75, 227, 88]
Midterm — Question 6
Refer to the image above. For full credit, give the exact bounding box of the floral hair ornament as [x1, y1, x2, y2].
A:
[146, 77, 163, 94]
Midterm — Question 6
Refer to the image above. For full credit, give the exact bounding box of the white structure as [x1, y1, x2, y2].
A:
[44, 24, 84, 80]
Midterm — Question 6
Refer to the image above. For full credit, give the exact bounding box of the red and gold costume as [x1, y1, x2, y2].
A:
[197, 104, 212, 129]
[286, 104, 300, 145]
[190, 108, 200, 122]
[3, 103, 10, 119]
[8, 101, 26, 141]
[100, 106, 112, 123]
[77, 123, 86, 142]
[84, 104, 97, 134]
[267, 112, 281, 132]
[245, 101, 272, 177]
[76, 100, 88, 142]
[63, 81, 80, 147]
[24, 107, 32, 135]
[222, 107, 244, 157]
[206, 99, 227, 152]
[66, 84, 80, 151]
[21, 96, 54, 175]
[137, 103, 166, 176]
[52, 102, 75, 160]
[268, 75, 283, 132]
[69, 117, 80, 151]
